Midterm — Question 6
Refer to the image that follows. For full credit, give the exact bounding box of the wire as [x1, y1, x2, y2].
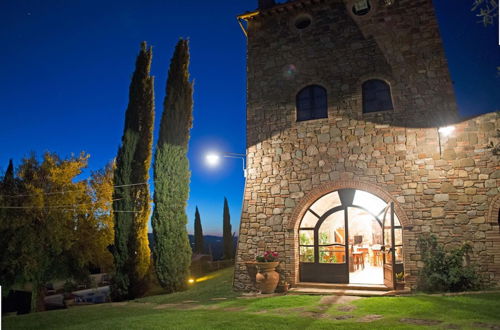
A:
[0, 182, 149, 199]
[0, 208, 140, 213]
[0, 198, 124, 209]
[55, 209, 141, 213]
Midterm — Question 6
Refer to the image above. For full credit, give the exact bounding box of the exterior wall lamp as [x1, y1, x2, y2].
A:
[205, 152, 247, 178]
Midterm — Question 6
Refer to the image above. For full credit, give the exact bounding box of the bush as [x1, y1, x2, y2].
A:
[417, 234, 482, 292]
[63, 280, 77, 293]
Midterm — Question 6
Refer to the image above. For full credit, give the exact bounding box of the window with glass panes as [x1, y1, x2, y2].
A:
[362, 79, 394, 113]
[296, 85, 328, 121]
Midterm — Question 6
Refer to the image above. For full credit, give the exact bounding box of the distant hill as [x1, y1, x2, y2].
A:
[147, 234, 237, 260]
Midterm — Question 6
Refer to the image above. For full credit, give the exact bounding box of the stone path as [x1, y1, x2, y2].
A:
[143, 294, 385, 323]
[358, 315, 383, 322]
[287, 295, 375, 322]
[471, 322, 500, 330]
[400, 318, 442, 326]
[153, 303, 201, 310]
[222, 307, 246, 312]
[319, 295, 362, 305]
[338, 304, 357, 312]
[118, 293, 479, 328]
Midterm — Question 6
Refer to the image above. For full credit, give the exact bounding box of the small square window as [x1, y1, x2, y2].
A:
[354, 0, 369, 11]
[352, 0, 371, 16]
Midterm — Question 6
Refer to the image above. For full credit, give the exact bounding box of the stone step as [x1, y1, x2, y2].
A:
[295, 282, 389, 291]
[289, 282, 412, 296]
[288, 287, 392, 296]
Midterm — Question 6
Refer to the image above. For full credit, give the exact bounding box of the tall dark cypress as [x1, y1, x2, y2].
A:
[222, 197, 233, 260]
[3, 160, 14, 185]
[0, 160, 17, 290]
[152, 39, 193, 292]
[194, 206, 204, 254]
[112, 42, 154, 301]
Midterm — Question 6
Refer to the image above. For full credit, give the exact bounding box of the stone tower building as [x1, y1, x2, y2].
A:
[234, 0, 500, 291]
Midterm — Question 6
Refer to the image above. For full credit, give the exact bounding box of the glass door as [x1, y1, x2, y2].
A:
[298, 191, 349, 283]
[382, 202, 395, 288]
[299, 207, 349, 283]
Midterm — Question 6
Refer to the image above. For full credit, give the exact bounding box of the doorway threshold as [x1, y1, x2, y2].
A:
[289, 282, 406, 296]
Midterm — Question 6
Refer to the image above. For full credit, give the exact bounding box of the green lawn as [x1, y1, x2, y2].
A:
[4, 267, 500, 329]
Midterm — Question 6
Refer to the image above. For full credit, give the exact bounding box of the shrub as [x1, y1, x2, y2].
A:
[63, 280, 77, 293]
[417, 234, 482, 292]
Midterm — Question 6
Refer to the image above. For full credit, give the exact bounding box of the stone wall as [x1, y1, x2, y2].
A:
[245, 0, 458, 149]
[234, 112, 500, 290]
[234, 0, 500, 290]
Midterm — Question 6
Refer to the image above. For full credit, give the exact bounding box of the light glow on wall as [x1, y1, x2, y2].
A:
[438, 126, 455, 136]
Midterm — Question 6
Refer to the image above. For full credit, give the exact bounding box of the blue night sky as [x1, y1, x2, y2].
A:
[0, 0, 498, 236]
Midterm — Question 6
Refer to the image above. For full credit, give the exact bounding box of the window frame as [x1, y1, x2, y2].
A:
[296, 84, 328, 122]
[345, 0, 378, 20]
[361, 79, 394, 114]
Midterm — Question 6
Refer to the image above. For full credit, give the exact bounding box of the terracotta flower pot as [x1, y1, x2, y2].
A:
[276, 282, 289, 293]
[255, 261, 280, 294]
[395, 281, 405, 290]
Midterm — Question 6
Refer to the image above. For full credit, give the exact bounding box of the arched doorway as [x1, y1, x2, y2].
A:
[298, 188, 403, 288]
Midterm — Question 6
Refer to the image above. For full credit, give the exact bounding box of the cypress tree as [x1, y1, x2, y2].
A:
[112, 42, 154, 301]
[0, 160, 17, 291]
[194, 206, 204, 254]
[222, 197, 233, 260]
[4, 159, 14, 185]
[152, 39, 193, 292]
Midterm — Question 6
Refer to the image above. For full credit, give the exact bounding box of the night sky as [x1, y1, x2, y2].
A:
[0, 0, 498, 236]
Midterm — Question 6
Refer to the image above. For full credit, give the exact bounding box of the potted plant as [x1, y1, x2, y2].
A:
[255, 251, 280, 294]
[275, 267, 289, 293]
[395, 272, 405, 290]
[276, 279, 290, 293]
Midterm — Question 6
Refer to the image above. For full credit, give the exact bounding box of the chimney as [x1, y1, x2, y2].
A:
[258, 0, 276, 9]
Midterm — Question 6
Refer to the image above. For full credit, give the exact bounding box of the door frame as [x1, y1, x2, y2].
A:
[298, 188, 402, 285]
[290, 181, 411, 288]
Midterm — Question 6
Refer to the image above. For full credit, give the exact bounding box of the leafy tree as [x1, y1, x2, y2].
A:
[73, 164, 115, 273]
[471, 0, 499, 75]
[0, 154, 117, 312]
[152, 39, 193, 292]
[194, 206, 204, 254]
[112, 42, 155, 300]
[472, 0, 498, 26]
[222, 197, 233, 260]
[0, 153, 115, 311]
[21, 153, 90, 311]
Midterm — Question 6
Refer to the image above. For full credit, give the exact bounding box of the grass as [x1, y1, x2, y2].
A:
[138, 267, 239, 305]
[4, 267, 500, 329]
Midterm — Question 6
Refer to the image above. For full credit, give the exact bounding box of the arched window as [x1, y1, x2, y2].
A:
[362, 79, 394, 113]
[296, 85, 327, 122]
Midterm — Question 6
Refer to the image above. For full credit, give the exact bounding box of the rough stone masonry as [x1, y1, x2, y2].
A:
[234, 0, 500, 291]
